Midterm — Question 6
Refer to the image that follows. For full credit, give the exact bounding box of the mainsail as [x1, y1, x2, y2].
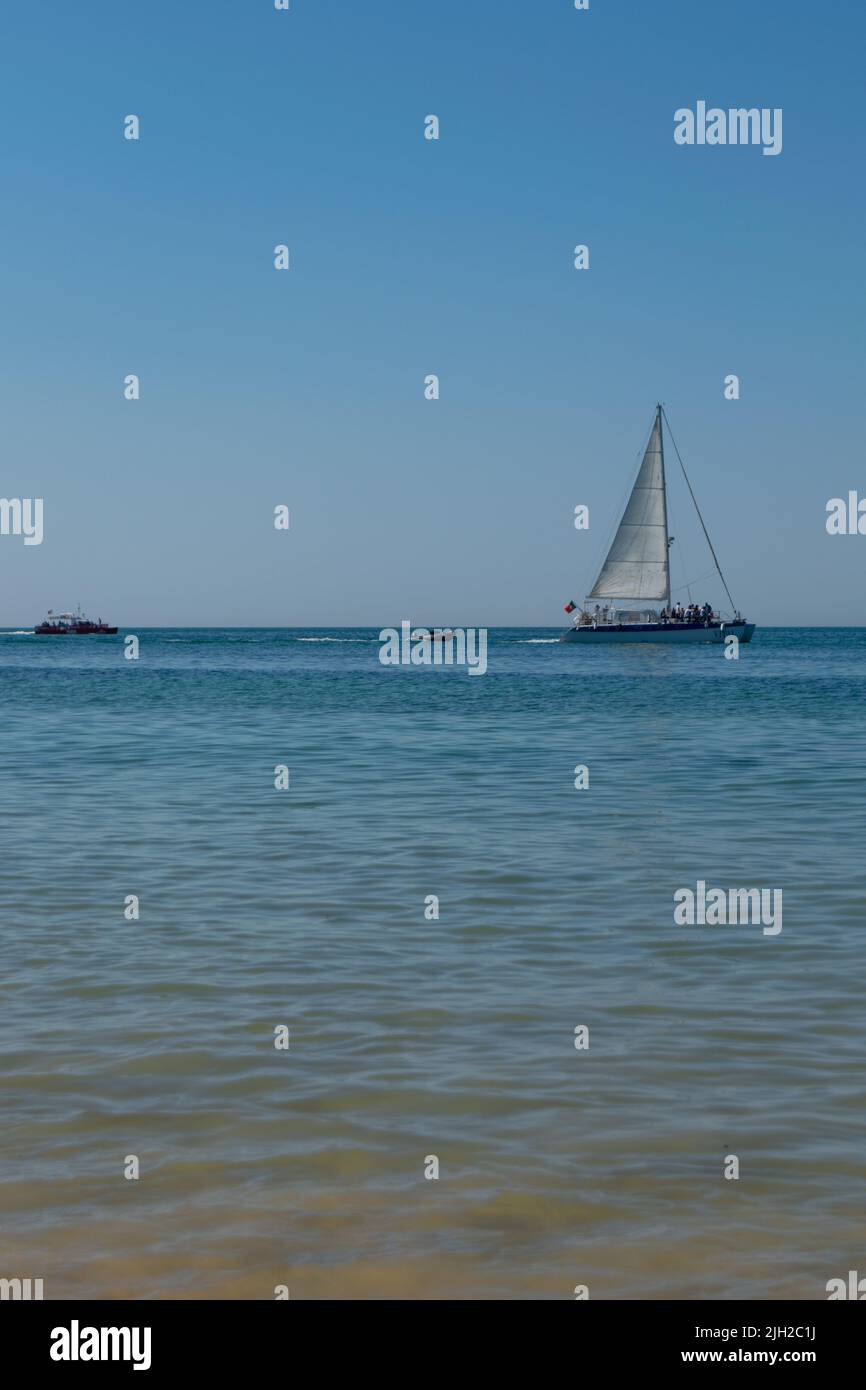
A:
[588, 407, 670, 603]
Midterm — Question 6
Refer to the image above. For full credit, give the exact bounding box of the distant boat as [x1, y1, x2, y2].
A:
[561, 405, 755, 645]
[35, 607, 118, 636]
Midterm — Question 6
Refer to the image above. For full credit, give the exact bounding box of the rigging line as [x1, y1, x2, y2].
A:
[671, 568, 717, 595]
[661, 406, 738, 615]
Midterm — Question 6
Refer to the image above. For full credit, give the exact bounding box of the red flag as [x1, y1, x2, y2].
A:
[564, 600, 577, 614]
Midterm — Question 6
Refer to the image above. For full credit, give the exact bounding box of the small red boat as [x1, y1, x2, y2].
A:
[35, 609, 118, 635]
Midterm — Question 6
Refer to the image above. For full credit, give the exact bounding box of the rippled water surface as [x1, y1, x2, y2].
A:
[1, 627, 864, 1299]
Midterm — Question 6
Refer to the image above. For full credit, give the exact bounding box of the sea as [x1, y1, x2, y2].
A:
[1, 626, 864, 1300]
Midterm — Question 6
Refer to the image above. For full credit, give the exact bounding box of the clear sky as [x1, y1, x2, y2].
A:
[2, 0, 864, 626]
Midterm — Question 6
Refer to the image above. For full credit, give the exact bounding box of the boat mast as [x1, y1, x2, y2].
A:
[661, 406, 739, 615]
[657, 403, 671, 610]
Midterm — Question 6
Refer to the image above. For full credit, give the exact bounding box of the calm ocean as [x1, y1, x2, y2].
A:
[1, 627, 864, 1299]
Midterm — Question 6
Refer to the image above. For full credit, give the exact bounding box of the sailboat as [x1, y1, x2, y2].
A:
[560, 405, 755, 644]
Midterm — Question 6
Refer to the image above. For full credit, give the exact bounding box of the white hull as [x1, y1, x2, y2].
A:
[560, 621, 755, 645]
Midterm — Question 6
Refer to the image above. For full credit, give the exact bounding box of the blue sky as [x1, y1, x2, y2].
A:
[2, 0, 864, 625]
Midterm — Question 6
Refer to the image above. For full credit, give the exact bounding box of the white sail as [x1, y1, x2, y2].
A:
[588, 412, 669, 602]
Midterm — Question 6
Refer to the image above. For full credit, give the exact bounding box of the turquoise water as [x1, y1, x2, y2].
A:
[1, 627, 864, 1299]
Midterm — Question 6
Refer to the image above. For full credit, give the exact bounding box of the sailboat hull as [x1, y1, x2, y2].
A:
[560, 620, 755, 645]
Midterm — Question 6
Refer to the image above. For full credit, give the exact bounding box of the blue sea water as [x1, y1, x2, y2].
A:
[1, 626, 864, 1299]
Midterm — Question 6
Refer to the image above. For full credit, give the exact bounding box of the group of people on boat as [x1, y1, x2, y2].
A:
[659, 602, 714, 624]
[576, 601, 716, 628]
